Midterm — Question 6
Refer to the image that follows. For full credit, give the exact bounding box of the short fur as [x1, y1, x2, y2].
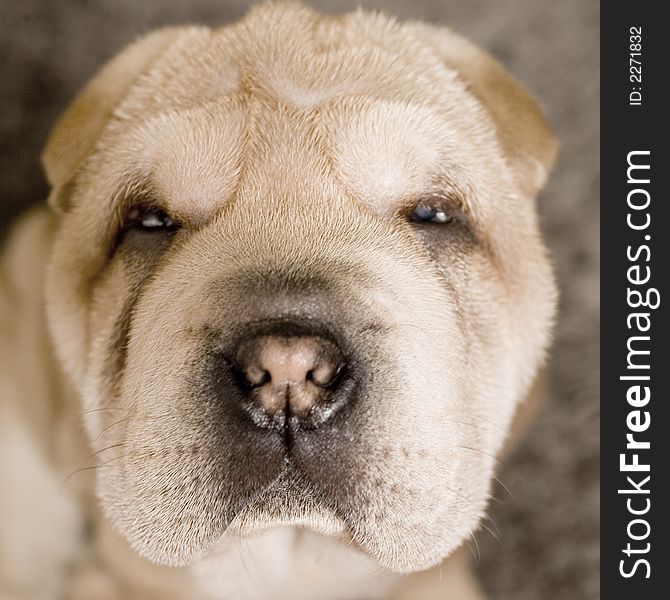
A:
[1, 2, 557, 599]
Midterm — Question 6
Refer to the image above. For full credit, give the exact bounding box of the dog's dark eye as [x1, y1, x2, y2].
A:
[125, 206, 176, 231]
[410, 203, 454, 225]
[113, 205, 180, 255]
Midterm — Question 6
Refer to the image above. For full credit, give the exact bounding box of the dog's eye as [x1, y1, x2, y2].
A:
[125, 206, 176, 231]
[113, 205, 180, 254]
[410, 203, 454, 224]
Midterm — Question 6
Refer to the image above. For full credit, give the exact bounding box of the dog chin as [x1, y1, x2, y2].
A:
[193, 504, 395, 600]
[224, 474, 349, 541]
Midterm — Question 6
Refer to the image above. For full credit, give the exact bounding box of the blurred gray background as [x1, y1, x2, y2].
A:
[1, 1, 599, 598]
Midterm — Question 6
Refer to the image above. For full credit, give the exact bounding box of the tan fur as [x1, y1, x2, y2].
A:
[1, 2, 557, 598]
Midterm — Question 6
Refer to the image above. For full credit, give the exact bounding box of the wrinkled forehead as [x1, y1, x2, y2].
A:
[113, 15, 471, 119]
[86, 21, 507, 224]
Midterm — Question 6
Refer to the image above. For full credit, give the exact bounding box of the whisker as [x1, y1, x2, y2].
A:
[81, 406, 129, 417]
[470, 532, 481, 565]
[479, 520, 504, 549]
[463, 539, 478, 563]
[94, 417, 130, 441]
[88, 443, 125, 460]
[456, 445, 504, 467]
[482, 515, 502, 536]
[236, 523, 256, 584]
[60, 453, 125, 491]
[492, 476, 513, 499]
[468, 414, 508, 435]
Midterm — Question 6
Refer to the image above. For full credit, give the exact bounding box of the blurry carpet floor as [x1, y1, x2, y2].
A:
[1, 1, 599, 598]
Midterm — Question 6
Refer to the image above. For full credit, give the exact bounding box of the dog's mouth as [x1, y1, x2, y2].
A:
[224, 464, 350, 541]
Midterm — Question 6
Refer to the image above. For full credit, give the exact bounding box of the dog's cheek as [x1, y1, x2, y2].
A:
[348, 233, 514, 573]
[417, 223, 536, 435]
[80, 235, 176, 439]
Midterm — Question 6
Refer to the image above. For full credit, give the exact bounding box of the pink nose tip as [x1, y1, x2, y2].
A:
[235, 335, 344, 416]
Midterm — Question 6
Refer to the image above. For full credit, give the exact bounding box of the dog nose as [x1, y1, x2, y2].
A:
[232, 334, 347, 424]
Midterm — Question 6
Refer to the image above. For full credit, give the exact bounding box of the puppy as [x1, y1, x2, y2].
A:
[0, 2, 557, 598]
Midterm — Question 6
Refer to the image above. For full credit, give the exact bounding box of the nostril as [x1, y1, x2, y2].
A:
[229, 360, 269, 391]
[247, 368, 271, 388]
[310, 362, 347, 389]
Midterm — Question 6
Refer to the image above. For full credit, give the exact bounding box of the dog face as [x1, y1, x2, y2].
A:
[43, 2, 557, 574]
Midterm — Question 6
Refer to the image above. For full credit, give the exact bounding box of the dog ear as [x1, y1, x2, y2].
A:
[42, 29, 180, 213]
[410, 23, 558, 198]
